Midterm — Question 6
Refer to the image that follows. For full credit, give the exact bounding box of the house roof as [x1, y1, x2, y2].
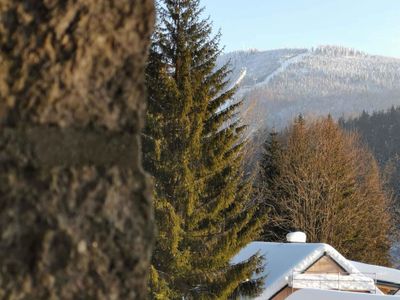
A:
[231, 242, 377, 299]
[350, 260, 400, 286]
[287, 289, 400, 299]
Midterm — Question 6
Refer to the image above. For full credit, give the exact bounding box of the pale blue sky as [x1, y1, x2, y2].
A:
[202, 0, 400, 57]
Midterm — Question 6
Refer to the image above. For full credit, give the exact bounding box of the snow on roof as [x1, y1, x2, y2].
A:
[231, 242, 376, 299]
[292, 273, 376, 292]
[350, 260, 400, 285]
[287, 288, 400, 300]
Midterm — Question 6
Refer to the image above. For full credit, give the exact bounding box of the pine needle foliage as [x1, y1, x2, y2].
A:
[143, 0, 265, 298]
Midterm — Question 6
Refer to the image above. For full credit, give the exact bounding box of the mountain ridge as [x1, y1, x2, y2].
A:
[217, 45, 400, 133]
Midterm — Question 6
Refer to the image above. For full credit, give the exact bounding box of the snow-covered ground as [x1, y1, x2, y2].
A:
[237, 49, 311, 95]
[231, 67, 247, 89]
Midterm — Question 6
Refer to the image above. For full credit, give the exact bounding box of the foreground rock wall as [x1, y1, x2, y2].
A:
[0, 0, 154, 298]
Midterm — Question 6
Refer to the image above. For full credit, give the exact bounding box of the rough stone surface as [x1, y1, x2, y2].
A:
[0, 0, 154, 299]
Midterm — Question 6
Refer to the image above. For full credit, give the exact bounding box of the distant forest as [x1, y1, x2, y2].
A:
[340, 106, 400, 199]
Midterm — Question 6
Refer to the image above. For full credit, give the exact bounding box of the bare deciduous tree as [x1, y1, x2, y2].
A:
[260, 117, 391, 266]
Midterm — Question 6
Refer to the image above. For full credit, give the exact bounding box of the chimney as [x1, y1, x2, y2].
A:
[286, 231, 307, 243]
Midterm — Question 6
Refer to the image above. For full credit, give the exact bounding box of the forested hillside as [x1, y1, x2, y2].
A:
[218, 46, 400, 134]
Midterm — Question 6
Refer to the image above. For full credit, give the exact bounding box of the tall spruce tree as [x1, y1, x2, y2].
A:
[258, 130, 286, 241]
[260, 131, 282, 188]
[143, 0, 265, 298]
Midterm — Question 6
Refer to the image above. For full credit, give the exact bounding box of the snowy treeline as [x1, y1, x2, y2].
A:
[312, 45, 366, 57]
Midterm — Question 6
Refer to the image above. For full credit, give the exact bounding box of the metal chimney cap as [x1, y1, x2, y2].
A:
[286, 231, 307, 243]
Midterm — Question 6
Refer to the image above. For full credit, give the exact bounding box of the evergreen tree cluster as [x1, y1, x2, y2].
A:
[143, 1, 265, 298]
[340, 106, 400, 199]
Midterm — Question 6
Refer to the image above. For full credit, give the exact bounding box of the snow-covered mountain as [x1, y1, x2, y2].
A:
[217, 46, 400, 132]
